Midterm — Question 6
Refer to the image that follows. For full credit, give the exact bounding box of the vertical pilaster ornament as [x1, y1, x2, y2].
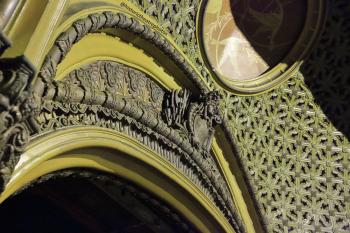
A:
[0, 56, 36, 191]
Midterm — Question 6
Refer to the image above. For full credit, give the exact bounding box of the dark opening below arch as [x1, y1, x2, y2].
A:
[0, 169, 197, 233]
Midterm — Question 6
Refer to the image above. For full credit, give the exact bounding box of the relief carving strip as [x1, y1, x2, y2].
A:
[36, 60, 245, 233]
[0, 56, 36, 191]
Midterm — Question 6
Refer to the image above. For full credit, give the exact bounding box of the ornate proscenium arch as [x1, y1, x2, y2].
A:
[0, 10, 246, 233]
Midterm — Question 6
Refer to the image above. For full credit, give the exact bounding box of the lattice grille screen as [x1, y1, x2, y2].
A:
[130, 0, 350, 232]
[226, 73, 350, 232]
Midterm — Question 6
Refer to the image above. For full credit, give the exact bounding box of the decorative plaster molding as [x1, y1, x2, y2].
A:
[0, 56, 36, 191]
[35, 60, 244, 233]
[0, 11, 245, 232]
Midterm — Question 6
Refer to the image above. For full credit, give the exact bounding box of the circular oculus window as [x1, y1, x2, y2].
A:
[200, 0, 326, 94]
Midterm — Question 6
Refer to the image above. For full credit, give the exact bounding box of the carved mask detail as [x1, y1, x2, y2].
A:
[162, 90, 223, 153]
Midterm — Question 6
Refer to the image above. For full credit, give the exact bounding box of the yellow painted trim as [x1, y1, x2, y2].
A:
[25, 0, 68, 67]
[3, 0, 50, 58]
[213, 139, 256, 233]
[0, 127, 235, 233]
[3, 0, 26, 34]
[55, 33, 180, 90]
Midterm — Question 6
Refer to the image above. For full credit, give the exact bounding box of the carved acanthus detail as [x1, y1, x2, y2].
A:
[0, 57, 36, 190]
[163, 89, 191, 131]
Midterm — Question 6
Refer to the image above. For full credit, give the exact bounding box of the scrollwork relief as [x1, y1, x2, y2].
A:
[0, 57, 36, 191]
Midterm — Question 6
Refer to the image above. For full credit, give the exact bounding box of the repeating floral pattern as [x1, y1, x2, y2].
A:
[130, 0, 350, 232]
[226, 73, 350, 232]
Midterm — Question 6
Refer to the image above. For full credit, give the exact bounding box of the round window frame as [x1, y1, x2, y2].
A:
[197, 0, 327, 95]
